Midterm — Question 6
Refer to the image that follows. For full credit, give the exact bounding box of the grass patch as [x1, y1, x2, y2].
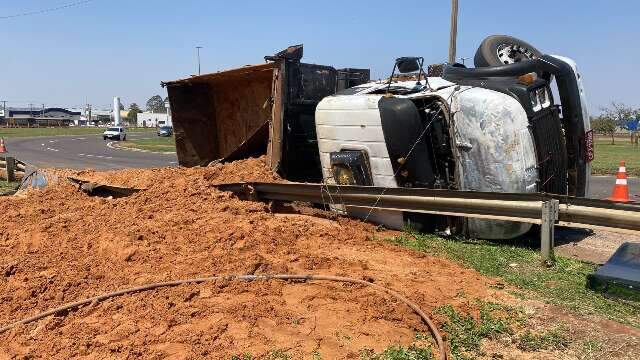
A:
[231, 354, 254, 360]
[517, 326, 569, 352]
[384, 233, 640, 328]
[265, 350, 290, 360]
[0, 181, 19, 194]
[120, 136, 175, 152]
[592, 139, 640, 176]
[360, 334, 435, 360]
[0, 127, 149, 138]
[435, 302, 515, 359]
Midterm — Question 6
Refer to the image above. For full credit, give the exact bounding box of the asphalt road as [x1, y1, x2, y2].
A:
[590, 175, 638, 200]
[4, 132, 177, 170]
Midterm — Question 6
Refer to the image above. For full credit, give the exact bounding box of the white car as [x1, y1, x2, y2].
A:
[103, 127, 127, 141]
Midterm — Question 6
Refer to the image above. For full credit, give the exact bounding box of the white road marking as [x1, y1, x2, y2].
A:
[41, 143, 45, 146]
[78, 153, 113, 160]
[46, 147, 59, 152]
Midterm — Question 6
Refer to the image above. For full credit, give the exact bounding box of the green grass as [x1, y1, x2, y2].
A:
[517, 326, 570, 352]
[0, 181, 19, 194]
[360, 334, 435, 360]
[593, 139, 640, 176]
[0, 127, 150, 138]
[382, 233, 640, 328]
[120, 136, 175, 152]
[434, 302, 513, 359]
[433, 301, 569, 359]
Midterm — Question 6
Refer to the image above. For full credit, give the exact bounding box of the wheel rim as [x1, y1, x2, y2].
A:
[496, 43, 537, 65]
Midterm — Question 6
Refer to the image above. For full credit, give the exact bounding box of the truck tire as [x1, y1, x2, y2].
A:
[474, 35, 542, 67]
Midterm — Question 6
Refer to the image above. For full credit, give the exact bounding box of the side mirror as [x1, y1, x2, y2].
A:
[396, 57, 421, 73]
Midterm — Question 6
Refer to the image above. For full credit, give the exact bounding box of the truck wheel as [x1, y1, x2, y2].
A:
[474, 35, 542, 67]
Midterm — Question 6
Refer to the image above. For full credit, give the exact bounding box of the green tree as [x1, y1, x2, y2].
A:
[600, 102, 635, 128]
[127, 103, 142, 126]
[591, 115, 617, 144]
[146, 95, 165, 113]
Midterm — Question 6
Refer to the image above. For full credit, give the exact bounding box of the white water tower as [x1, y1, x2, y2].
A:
[113, 97, 122, 126]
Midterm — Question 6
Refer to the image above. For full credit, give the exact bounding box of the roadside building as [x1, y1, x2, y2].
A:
[137, 112, 172, 128]
[4, 107, 81, 127]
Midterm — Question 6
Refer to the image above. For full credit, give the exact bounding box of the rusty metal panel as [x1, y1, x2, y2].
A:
[163, 63, 275, 87]
[167, 82, 218, 167]
[165, 63, 277, 167]
[268, 61, 285, 171]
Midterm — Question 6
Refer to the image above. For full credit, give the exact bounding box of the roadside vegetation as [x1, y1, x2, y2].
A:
[119, 136, 176, 152]
[0, 127, 151, 138]
[0, 181, 19, 195]
[593, 138, 640, 176]
[381, 232, 640, 328]
[590, 101, 639, 176]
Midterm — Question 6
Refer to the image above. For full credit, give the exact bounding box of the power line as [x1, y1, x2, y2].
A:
[0, 0, 95, 20]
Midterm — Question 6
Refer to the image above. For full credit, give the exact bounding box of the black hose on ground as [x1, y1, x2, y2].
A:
[0, 274, 447, 360]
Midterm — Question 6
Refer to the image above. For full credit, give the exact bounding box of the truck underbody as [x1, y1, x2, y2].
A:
[163, 41, 592, 240]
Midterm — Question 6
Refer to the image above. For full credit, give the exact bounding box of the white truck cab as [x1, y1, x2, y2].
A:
[316, 48, 592, 238]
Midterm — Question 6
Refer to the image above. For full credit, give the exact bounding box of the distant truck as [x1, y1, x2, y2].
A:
[163, 36, 592, 239]
[103, 126, 127, 141]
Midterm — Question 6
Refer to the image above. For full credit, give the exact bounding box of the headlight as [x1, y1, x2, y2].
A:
[530, 90, 541, 111]
[332, 165, 356, 185]
[530, 87, 551, 112]
[537, 87, 551, 108]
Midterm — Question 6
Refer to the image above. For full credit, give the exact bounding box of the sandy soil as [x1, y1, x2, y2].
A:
[0, 157, 638, 359]
[1, 158, 504, 359]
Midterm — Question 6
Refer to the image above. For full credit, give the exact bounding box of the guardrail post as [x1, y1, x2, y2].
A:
[5, 156, 16, 182]
[540, 199, 559, 264]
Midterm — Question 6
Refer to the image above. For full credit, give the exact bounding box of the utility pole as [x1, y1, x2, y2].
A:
[448, 0, 459, 64]
[196, 46, 203, 75]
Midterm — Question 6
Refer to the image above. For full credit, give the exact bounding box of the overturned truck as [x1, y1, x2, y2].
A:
[163, 36, 592, 239]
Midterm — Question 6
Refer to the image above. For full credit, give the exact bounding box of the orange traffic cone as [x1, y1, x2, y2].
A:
[0, 137, 6, 153]
[607, 161, 633, 203]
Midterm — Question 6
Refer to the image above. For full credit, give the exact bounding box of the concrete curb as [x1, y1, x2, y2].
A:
[106, 141, 175, 155]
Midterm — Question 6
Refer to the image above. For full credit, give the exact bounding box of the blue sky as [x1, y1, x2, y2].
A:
[1, 0, 638, 113]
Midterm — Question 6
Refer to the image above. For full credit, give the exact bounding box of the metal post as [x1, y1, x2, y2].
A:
[196, 46, 203, 75]
[448, 0, 459, 64]
[540, 199, 559, 263]
[5, 156, 15, 182]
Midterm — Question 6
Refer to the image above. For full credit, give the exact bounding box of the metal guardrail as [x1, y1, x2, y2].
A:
[0, 156, 26, 182]
[215, 182, 640, 262]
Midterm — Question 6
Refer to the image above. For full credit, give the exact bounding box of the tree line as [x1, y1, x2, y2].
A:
[591, 102, 639, 144]
[119, 95, 169, 125]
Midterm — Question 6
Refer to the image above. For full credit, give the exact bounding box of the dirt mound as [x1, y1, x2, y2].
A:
[0, 157, 503, 359]
[49, 156, 282, 189]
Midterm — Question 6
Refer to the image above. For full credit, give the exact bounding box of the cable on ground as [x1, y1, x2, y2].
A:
[0, 273, 447, 360]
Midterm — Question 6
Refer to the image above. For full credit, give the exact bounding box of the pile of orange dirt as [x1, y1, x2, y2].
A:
[0, 157, 505, 359]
